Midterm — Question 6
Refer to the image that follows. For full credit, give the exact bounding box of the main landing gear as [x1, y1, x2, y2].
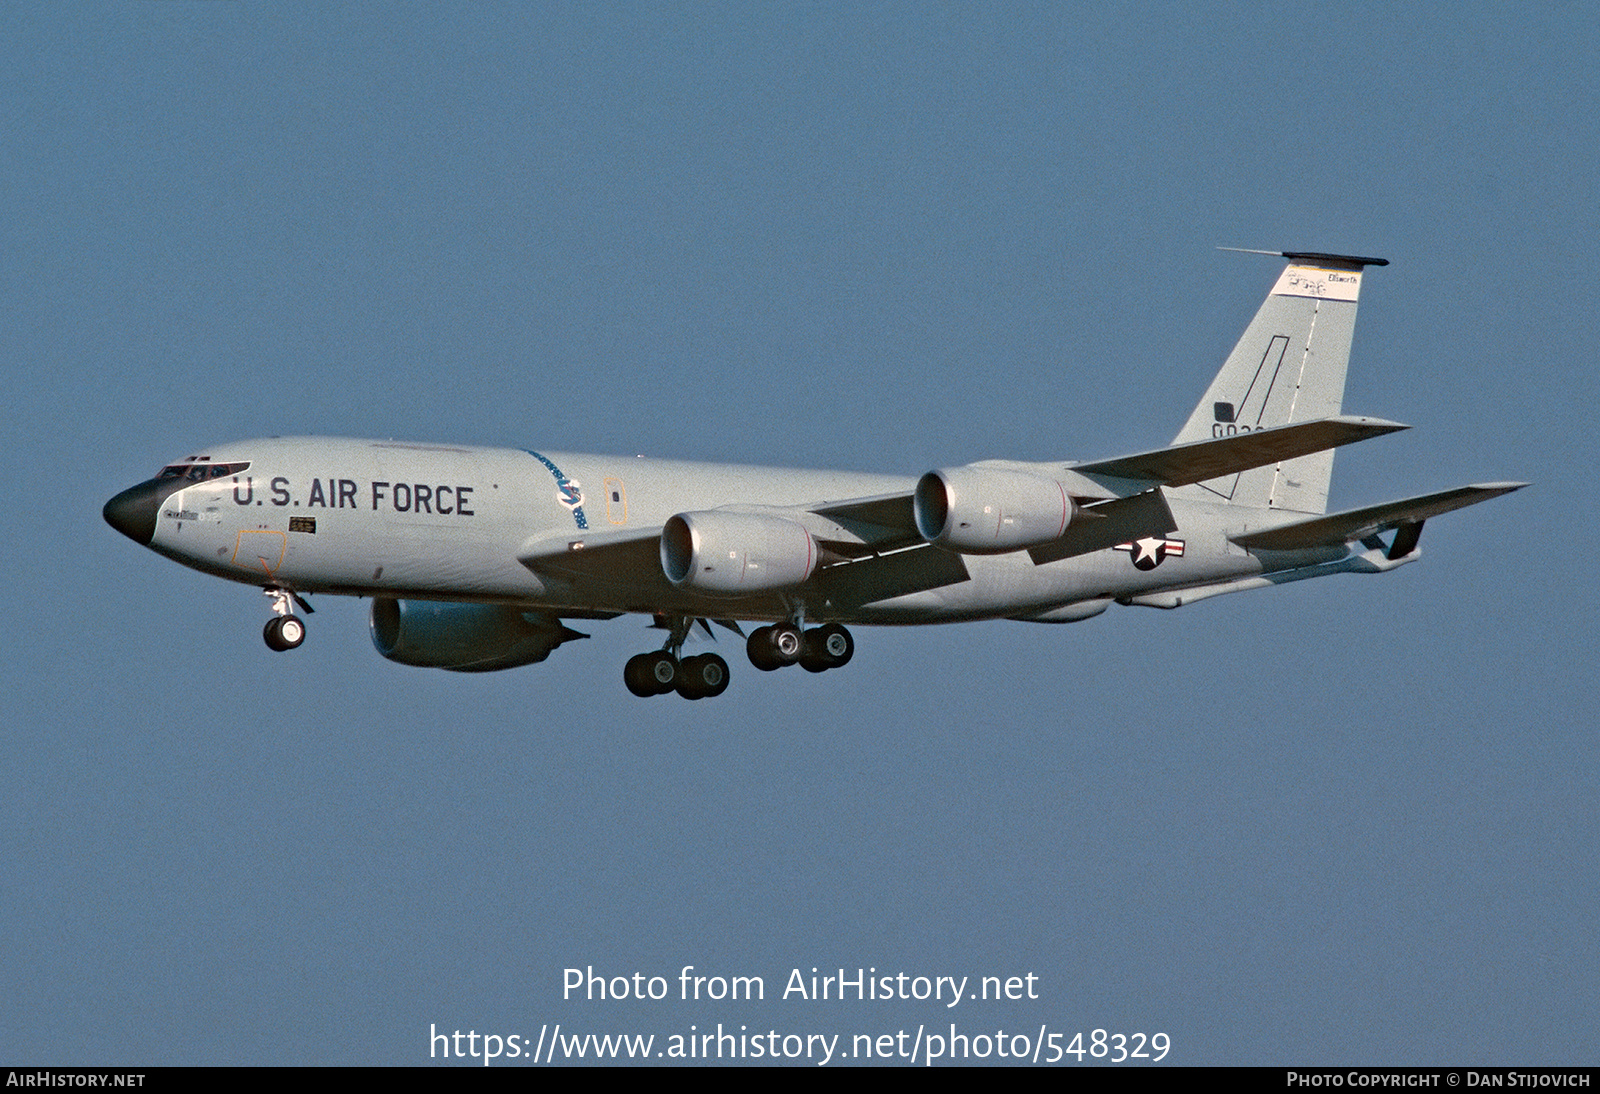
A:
[623, 649, 731, 700]
[746, 622, 854, 673]
[261, 586, 310, 652]
[622, 613, 856, 699]
[624, 615, 730, 701]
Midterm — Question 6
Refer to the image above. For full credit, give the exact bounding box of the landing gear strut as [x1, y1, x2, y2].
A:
[261, 586, 308, 652]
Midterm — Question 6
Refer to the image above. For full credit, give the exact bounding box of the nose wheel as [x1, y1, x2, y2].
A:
[264, 614, 306, 651]
[261, 586, 311, 652]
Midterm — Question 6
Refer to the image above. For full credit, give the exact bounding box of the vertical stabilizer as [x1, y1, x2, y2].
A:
[1170, 252, 1385, 514]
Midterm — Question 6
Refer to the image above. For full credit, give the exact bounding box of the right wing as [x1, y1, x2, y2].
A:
[1067, 415, 1408, 494]
[1228, 483, 1529, 553]
[516, 419, 1451, 600]
[517, 493, 973, 607]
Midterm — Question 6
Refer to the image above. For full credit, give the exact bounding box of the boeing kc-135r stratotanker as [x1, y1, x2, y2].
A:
[105, 251, 1525, 699]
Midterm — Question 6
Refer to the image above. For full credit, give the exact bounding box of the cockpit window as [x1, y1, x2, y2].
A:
[157, 461, 250, 481]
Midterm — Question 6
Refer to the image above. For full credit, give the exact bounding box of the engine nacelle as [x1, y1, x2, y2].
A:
[660, 511, 817, 595]
[370, 598, 580, 672]
[914, 466, 1076, 553]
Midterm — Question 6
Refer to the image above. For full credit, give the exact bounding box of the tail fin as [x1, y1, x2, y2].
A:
[1170, 251, 1387, 514]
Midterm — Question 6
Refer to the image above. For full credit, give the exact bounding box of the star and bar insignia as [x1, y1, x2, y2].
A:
[1114, 536, 1186, 570]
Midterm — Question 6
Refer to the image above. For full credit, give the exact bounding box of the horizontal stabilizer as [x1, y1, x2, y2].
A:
[1073, 415, 1408, 490]
[1220, 248, 1389, 268]
[1229, 483, 1528, 551]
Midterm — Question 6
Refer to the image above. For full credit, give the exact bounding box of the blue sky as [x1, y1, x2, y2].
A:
[4, 3, 1594, 1066]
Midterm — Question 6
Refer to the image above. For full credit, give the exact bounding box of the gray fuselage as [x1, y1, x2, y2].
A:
[123, 436, 1305, 626]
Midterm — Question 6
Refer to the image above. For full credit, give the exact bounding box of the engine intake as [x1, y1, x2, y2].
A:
[914, 467, 1076, 553]
[660, 511, 817, 595]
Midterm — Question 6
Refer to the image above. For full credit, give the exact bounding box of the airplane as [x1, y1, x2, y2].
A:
[104, 250, 1525, 699]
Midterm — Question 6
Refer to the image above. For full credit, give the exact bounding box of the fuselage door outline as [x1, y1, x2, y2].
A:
[233, 530, 287, 576]
[604, 477, 628, 525]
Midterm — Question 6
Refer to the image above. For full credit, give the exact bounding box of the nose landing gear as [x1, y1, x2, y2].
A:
[264, 614, 306, 651]
[261, 586, 310, 652]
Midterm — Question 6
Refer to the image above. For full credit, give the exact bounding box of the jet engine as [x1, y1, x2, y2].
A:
[369, 598, 583, 672]
[914, 467, 1076, 553]
[660, 511, 817, 595]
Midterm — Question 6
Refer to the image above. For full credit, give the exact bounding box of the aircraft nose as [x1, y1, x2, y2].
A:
[103, 480, 172, 546]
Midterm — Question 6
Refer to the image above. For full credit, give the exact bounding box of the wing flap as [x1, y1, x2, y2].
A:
[810, 544, 971, 607]
[807, 492, 921, 553]
[1072, 415, 1408, 490]
[518, 527, 664, 582]
[1028, 489, 1177, 565]
[1228, 483, 1528, 551]
[518, 490, 926, 583]
[517, 507, 969, 608]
